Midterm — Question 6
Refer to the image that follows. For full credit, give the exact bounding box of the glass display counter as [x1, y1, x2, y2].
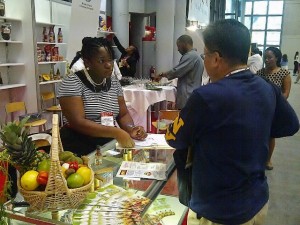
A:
[4, 139, 187, 225]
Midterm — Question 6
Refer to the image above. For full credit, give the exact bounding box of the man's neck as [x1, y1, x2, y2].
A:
[211, 64, 248, 82]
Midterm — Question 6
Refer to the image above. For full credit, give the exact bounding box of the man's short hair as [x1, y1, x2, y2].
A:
[177, 35, 193, 46]
[202, 19, 250, 65]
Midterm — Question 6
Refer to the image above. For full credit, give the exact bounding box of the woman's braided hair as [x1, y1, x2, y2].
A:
[69, 37, 115, 69]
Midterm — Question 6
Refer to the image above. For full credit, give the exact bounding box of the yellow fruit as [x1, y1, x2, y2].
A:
[67, 173, 84, 188]
[42, 74, 50, 81]
[76, 167, 92, 185]
[61, 166, 67, 178]
[21, 170, 39, 191]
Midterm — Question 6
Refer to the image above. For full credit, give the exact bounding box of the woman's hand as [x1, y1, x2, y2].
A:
[129, 126, 147, 140]
[121, 59, 129, 68]
[115, 129, 135, 148]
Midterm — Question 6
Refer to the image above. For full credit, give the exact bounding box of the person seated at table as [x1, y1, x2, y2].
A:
[113, 34, 140, 78]
[58, 37, 147, 156]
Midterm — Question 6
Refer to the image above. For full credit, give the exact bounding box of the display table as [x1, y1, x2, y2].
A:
[123, 84, 176, 132]
[4, 139, 187, 225]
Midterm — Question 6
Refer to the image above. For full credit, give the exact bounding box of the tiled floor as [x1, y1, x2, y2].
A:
[264, 78, 300, 225]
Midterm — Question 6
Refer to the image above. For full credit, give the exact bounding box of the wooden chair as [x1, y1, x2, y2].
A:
[29, 133, 52, 151]
[152, 110, 180, 133]
[5, 101, 47, 132]
[41, 92, 63, 125]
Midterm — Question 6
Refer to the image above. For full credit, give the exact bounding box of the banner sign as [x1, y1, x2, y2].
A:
[67, 0, 101, 62]
[188, 0, 210, 26]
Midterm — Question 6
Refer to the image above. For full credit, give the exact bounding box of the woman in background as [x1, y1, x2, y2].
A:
[113, 35, 140, 78]
[293, 51, 299, 76]
[257, 47, 291, 170]
[281, 54, 288, 70]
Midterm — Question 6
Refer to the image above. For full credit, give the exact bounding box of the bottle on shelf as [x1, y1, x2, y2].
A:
[150, 66, 156, 80]
[94, 145, 103, 166]
[42, 27, 48, 42]
[0, 0, 5, 17]
[54, 68, 61, 80]
[46, 52, 51, 61]
[49, 68, 54, 80]
[57, 28, 63, 43]
[52, 26, 56, 43]
[48, 26, 55, 43]
[0, 72, 3, 85]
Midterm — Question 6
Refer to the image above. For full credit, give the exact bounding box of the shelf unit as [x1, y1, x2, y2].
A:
[35, 21, 67, 81]
[38, 61, 67, 65]
[97, 30, 116, 37]
[0, 83, 26, 90]
[0, 16, 26, 90]
[35, 13, 68, 116]
[36, 42, 67, 45]
[0, 63, 25, 67]
[36, 21, 64, 27]
[0, 16, 22, 22]
[0, 40, 23, 44]
[39, 79, 62, 85]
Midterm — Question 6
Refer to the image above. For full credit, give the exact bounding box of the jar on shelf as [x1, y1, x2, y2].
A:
[37, 47, 42, 62]
[1, 23, 11, 41]
[0, 0, 5, 17]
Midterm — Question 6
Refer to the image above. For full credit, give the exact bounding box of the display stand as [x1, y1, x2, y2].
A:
[0, 16, 25, 89]
[4, 139, 187, 225]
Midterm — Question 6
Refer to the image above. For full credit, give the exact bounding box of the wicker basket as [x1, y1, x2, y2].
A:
[17, 114, 94, 211]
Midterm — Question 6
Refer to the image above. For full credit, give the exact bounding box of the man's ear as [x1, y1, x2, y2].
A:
[211, 51, 222, 66]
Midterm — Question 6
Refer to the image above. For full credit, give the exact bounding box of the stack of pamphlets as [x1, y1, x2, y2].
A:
[73, 185, 151, 225]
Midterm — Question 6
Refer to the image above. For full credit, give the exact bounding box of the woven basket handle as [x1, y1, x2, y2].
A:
[51, 114, 59, 161]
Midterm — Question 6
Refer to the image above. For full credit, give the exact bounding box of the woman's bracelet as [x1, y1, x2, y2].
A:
[126, 124, 136, 129]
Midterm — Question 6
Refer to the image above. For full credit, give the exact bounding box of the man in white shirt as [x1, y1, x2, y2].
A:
[247, 47, 263, 74]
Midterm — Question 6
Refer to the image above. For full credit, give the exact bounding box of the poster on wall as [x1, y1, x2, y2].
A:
[188, 0, 210, 26]
[67, 0, 101, 62]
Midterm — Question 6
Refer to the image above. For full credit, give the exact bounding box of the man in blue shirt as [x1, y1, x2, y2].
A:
[166, 19, 299, 225]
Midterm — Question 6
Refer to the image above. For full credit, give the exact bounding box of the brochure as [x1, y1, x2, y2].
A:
[116, 133, 174, 150]
[116, 161, 167, 180]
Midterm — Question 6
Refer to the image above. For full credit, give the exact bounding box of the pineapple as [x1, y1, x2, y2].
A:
[0, 117, 49, 173]
[29, 151, 50, 171]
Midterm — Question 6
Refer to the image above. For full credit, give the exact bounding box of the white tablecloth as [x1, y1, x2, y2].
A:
[123, 85, 176, 115]
[123, 85, 176, 131]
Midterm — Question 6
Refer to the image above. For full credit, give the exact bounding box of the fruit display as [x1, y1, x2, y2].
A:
[0, 117, 92, 192]
[1, 114, 94, 211]
[58, 150, 92, 189]
[0, 117, 50, 174]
